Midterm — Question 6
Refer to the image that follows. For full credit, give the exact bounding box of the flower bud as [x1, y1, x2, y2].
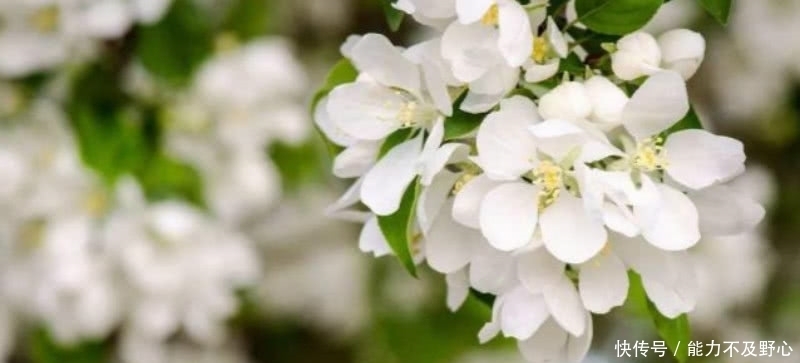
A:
[611, 32, 662, 81]
[538, 81, 592, 121]
[583, 76, 628, 126]
[658, 29, 705, 80]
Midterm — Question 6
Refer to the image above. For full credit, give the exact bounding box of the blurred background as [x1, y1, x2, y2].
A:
[0, 0, 796, 362]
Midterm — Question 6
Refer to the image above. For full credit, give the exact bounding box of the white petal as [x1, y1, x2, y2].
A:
[611, 32, 662, 81]
[518, 319, 569, 363]
[634, 180, 700, 251]
[453, 174, 501, 229]
[642, 258, 698, 318]
[480, 182, 540, 251]
[456, 0, 495, 24]
[360, 136, 422, 215]
[611, 233, 678, 284]
[314, 96, 357, 146]
[478, 297, 503, 343]
[501, 287, 550, 340]
[469, 63, 519, 96]
[566, 312, 594, 362]
[426, 201, 482, 273]
[441, 22, 499, 82]
[584, 75, 629, 126]
[579, 252, 629, 313]
[622, 71, 689, 140]
[538, 81, 592, 121]
[333, 141, 379, 178]
[470, 241, 516, 294]
[349, 33, 421, 94]
[517, 248, 565, 293]
[541, 193, 607, 264]
[417, 170, 460, 233]
[658, 29, 705, 80]
[325, 178, 370, 222]
[446, 269, 470, 312]
[498, 1, 533, 67]
[689, 184, 765, 236]
[459, 89, 506, 113]
[524, 60, 560, 83]
[543, 276, 586, 336]
[327, 82, 404, 141]
[602, 201, 639, 237]
[528, 119, 585, 138]
[664, 129, 746, 190]
[546, 17, 569, 57]
[475, 96, 539, 179]
[421, 143, 470, 186]
[359, 216, 392, 257]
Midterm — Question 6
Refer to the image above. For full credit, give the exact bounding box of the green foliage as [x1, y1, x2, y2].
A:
[379, 0, 405, 32]
[628, 272, 691, 363]
[222, 0, 275, 40]
[377, 179, 421, 277]
[28, 328, 109, 363]
[697, 0, 732, 25]
[136, 0, 214, 86]
[137, 154, 205, 205]
[269, 140, 328, 193]
[443, 93, 486, 141]
[558, 53, 586, 78]
[574, 0, 664, 35]
[311, 58, 359, 156]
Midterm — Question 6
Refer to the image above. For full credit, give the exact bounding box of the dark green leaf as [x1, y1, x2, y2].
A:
[136, 0, 214, 86]
[575, 0, 664, 35]
[444, 93, 487, 140]
[662, 106, 703, 137]
[379, 128, 413, 158]
[136, 154, 204, 205]
[697, 0, 732, 25]
[377, 179, 420, 277]
[29, 328, 109, 363]
[469, 289, 496, 308]
[311, 58, 359, 156]
[558, 53, 586, 77]
[379, 0, 405, 32]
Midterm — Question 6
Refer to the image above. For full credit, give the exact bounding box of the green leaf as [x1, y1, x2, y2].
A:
[136, 0, 214, 86]
[662, 106, 703, 137]
[575, 0, 664, 35]
[629, 272, 691, 363]
[379, 128, 413, 158]
[379, 0, 405, 32]
[310, 58, 359, 156]
[697, 0, 731, 25]
[558, 53, 586, 77]
[444, 93, 486, 140]
[377, 178, 420, 277]
[29, 328, 109, 363]
[136, 154, 205, 205]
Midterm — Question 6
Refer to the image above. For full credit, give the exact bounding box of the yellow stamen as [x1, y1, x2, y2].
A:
[632, 137, 668, 172]
[397, 100, 419, 128]
[532, 37, 550, 64]
[481, 4, 499, 26]
[533, 160, 563, 210]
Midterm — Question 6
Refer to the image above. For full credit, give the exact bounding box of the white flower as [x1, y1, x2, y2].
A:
[657, 29, 705, 80]
[523, 17, 569, 83]
[394, 0, 456, 28]
[0, 1, 71, 77]
[611, 32, 662, 81]
[454, 0, 533, 67]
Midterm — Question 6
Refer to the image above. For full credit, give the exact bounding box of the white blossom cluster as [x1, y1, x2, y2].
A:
[315, 0, 764, 361]
[0, 0, 173, 78]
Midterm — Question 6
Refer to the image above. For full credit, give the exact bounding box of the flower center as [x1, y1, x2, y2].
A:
[632, 137, 668, 172]
[533, 160, 563, 209]
[30, 5, 60, 33]
[532, 37, 550, 64]
[397, 100, 419, 128]
[481, 4, 499, 26]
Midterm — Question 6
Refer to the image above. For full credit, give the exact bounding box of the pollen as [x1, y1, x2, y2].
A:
[632, 137, 668, 172]
[397, 100, 419, 128]
[481, 4, 499, 26]
[533, 160, 563, 210]
[30, 5, 60, 33]
[452, 173, 476, 195]
[532, 37, 550, 64]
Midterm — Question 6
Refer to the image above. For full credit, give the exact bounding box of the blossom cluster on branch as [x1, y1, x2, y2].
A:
[315, 0, 757, 361]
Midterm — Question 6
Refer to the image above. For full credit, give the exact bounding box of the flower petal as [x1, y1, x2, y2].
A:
[541, 193, 607, 264]
[349, 33, 421, 94]
[524, 60, 560, 83]
[664, 129, 746, 190]
[426, 201, 482, 273]
[622, 71, 689, 140]
[314, 96, 357, 146]
[453, 174, 501, 229]
[475, 96, 539, 179]
[360, 136, 422, 215]
[634, 180, 700, 251]
[470, 241, 516, 294]
[497, 0, 533, 67]
[517, 319, 569, 363]
[446, 269, 470, 312]
[327, 82, 405, 140]
[359, 216, 392, 257]
[456, 0, 495, 24]
[579, 252, 629, 313]
[480, 182, 540, 251]
[501, 287, 550, 340]
[517, 248, 565, 293]
[689, 184, 765, 236]
[543, 275, 586, 336]
[417, 170, 460, 233]
[333, 141, 379, 178]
